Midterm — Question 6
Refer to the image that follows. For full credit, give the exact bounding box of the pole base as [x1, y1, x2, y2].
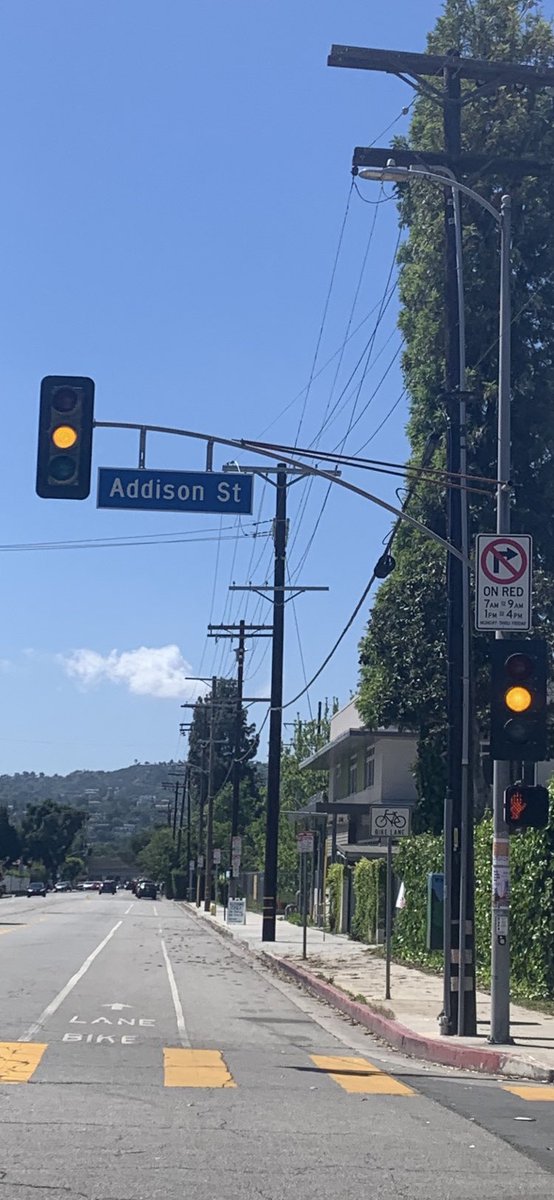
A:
[487, 1035, 515, 1046]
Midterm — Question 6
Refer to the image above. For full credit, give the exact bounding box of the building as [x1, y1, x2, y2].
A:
[300, 699, 417, 933]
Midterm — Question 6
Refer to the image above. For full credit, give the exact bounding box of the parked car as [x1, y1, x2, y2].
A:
[54, 881, 71, 893]
[27, 881, 47, 898]
[136, 879, 157, 900]
[82, 881, 96, 891]
[99, 880, 116, 895]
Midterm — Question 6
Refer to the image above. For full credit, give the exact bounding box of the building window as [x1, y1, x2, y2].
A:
[364, 746, 375, 788]
[349, 754, 358, 796]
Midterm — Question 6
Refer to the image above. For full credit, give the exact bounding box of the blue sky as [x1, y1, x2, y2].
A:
[2, 1, 551, 776]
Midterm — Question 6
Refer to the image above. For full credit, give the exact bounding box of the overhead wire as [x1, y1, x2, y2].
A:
[294, 180, 355, 446]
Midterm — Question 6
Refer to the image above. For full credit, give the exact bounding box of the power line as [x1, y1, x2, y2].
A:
[294, 181, 355, 445]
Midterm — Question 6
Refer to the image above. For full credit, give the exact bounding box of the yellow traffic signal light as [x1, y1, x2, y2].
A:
[505, 685, 532, 713]
[490, 640, 548, 761]
[36, 376, 95, 500]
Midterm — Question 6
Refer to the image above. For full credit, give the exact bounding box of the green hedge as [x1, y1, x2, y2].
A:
[327, 863, 343, 933]
[391, 783, 554, 1003]
[351, 858, 384, 943]
[171, 870, 188, 901]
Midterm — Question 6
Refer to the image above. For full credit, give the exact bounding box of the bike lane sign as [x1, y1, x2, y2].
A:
[370, 806, 412, 838]
[475, 534, 532, 631]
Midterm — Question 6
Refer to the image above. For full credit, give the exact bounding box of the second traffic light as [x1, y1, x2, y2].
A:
[36, 376, 95, 500]
[490, 638, 548, 762]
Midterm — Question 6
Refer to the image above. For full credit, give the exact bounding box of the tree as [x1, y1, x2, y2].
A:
[0, 806, 21, 867]
[137, 827, 175, 881]
[62, 855, 85, 883]
[358, 0, 554, 827]
[21, 800, 86, 882]
[249, 705, 335, 898]
[187, 677, 261, 865]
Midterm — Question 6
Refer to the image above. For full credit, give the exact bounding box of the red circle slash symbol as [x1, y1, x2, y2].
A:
[480, 538, 528, 584]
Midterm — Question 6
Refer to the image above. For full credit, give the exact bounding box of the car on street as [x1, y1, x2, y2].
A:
[99, 880, 116, 895]
[82, 881, 96, 891]
[26, 881, 47, 898]
[136, 879, 157, 900]
[54, 881, 71, 892]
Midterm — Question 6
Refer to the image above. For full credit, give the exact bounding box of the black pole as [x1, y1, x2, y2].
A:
[442, 57, 463, 1036]
[172, 779, 179, 841]
[385, 837, 392, 1001]
[176, 770, 187, 859]
[302, 850, 308, 960]
[229, 620, 246, 901]
[186, 769, 192, 899]
[204, 677, 217, 912]
[262, 464, 287, 941]
[196, 743, 207, 907]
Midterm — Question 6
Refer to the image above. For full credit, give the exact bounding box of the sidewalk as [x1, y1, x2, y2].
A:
[184, 902, 554, 1083]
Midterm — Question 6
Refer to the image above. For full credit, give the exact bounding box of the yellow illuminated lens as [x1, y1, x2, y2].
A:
[52, 425, 78, 449]
[505, 686, 532, 713]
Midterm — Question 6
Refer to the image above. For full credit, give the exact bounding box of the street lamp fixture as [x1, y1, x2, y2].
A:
[358, 160, 512, 1045]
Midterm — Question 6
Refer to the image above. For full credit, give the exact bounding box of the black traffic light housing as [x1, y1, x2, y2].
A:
[504, 782, 550, 831]
[490, 638, 548, 762]
[36, 376, 95, 499]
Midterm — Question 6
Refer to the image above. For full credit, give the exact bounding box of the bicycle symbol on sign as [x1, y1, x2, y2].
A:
[373, 809, 408, 833]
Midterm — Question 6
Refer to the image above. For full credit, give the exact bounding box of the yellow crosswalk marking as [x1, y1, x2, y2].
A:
[310, 1054, 414, 1095]
[504, 1085, 554, 1101]
[163, 1048, 236, 1088]
[0, 1042, 47, 1083]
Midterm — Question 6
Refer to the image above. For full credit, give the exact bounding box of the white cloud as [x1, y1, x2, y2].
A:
[61, 644, 206, 701]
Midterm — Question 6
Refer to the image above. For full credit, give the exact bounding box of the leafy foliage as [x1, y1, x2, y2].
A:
[0, 805, 21, 867]
[21, 800, 86, 882]
[392, 781, 554, 1002]
[327, 863, 343, 933]
[358, 0, 554, 823]
[137, 827, 175, 883]
[351, 858, 384, 944]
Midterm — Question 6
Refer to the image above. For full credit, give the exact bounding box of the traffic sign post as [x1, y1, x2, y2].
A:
[475, 534, 532, 631]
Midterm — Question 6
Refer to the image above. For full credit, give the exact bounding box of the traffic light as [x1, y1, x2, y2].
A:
[504, 783, 550, 831]
[490, 638, 548, 761]
[36, 376, 95, 499]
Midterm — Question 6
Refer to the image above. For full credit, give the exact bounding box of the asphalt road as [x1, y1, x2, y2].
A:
[1, 891, 553, 1200]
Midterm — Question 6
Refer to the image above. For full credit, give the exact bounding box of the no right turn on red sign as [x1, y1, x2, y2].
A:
[475, 534, 532, 631]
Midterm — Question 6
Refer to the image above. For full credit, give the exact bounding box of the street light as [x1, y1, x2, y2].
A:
[358, 161, 512, 1044]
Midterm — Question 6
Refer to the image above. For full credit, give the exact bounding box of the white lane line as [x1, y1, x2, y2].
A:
[124, 903, 134, 915]
[19, 920, 123, 1042]
[160, 935, 190, 1047]
[153, 904, 158, 917]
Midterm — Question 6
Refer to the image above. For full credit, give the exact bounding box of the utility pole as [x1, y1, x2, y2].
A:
[204, 676, 217, 912]
[185, 769, 192, 899]
[263, 465, 287, 941]
[490, 194, 512, 1044]
[328, 40, 553, 1036]
[228, 462, 328, 940]
[176, 768, 188, 860]
[207, 619, 273, 899]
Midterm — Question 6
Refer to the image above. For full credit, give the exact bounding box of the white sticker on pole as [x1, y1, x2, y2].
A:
[475, 534, 532, 631]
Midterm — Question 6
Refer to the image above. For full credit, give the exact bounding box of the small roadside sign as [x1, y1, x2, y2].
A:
[197, 855, 204, 869]
[475, 534, 532, 631]
[213, 848, 221, 865]
[297, 831, 314, 854]
[369, 807, 411, 839]
[227, 898, 246, 925]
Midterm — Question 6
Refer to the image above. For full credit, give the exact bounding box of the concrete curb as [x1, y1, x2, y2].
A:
[268, 956, 554, 1084]
[180, 904, 554, 1083]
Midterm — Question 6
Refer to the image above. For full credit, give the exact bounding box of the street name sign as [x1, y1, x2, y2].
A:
[475, 534, 532, 631]
[97, 468, 254, 515]
[369, 806, 412, 839]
